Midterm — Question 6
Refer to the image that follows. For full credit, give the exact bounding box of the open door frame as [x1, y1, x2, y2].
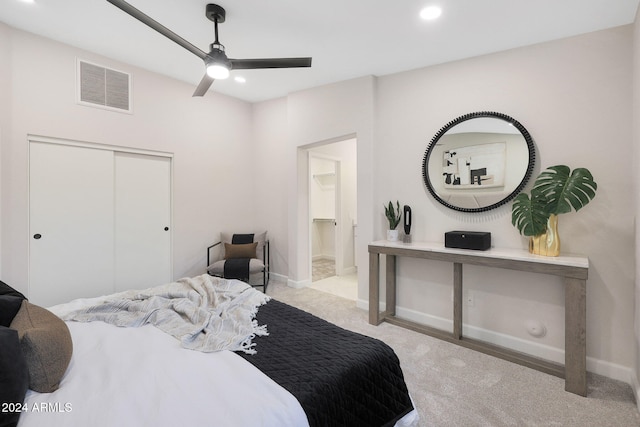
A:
[307, 151, 342, 282]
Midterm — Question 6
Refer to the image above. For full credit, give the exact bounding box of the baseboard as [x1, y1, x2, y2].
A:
[267, 272, 288, 285]
[341, 266, 357, 275]
[631, 369, 640, 412]
[287, 277, 311, 289]
[588, 358, 636, 385]
[312, 255, 335, 262]
[268, 271, 312, 289]
[356, 299, 634, 385]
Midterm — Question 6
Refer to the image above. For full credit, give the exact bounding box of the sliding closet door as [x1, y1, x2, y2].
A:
[114, 152, 171, 291]
[30, 139, 173, 306]
[29, 142, 115, 307]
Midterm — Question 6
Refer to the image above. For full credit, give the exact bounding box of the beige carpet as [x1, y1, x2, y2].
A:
[266, 281, 640, 427]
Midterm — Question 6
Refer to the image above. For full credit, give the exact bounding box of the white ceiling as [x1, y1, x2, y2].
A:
[1, 0, 638, 103]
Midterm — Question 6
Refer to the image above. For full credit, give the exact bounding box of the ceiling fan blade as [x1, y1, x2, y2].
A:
[192, 74, 215, 97]
[107, 0, 208, 60]
[230, 57, 312, 70]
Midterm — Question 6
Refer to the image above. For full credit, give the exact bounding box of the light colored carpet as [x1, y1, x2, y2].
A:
[266, 281, 640, 427]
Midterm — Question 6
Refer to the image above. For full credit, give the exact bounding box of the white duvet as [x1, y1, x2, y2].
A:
[17, 321, 309, 427]
[17, 280, 419, 427]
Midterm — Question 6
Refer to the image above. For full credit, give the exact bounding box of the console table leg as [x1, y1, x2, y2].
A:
[369, 252, 380, 325]
[386, 255, 397, 317]
[453, 263, 463, 339]
[565, 277, 587, 396]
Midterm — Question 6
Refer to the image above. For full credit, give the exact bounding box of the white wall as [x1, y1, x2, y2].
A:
[255, 26, 635, 382]
[633, 5, 640, 404]
[0, 23, 12, 280]
[250, 97, 290, 283]
[375, 26, 634, 377]
[310, 156, 336, 220]
[285, 76, 376, 288]
[0, 26, 257, 294]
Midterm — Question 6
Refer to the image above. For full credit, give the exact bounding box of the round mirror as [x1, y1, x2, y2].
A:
[422, 111, 535, 212]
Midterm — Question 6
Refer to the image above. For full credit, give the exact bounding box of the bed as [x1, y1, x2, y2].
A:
[1, 275, 418, 427]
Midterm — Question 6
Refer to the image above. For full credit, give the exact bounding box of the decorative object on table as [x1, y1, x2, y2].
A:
[384, 201, 402, 241]
[403, 205, 412, 243]
[511, 165, 597, 256]
[444, 231, 491, 251]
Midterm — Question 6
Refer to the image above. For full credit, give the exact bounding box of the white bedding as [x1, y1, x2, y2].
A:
[17, 321, 309, 427]
[16, 280, 419, 427]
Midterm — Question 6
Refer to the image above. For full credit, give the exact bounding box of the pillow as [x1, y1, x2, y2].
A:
[224, 242, 258, 260]
[0, 326, 29, 427]
[0, 280, 26, 300]
[220, 231, 267, 260]
[10, 301, 73, 393]
[0, 295, 25, 327]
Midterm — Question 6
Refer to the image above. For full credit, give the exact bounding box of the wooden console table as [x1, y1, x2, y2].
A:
[368, 240, 589, 396]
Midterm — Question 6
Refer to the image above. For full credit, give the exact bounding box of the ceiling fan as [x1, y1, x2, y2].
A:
[106, 0, 312, 96]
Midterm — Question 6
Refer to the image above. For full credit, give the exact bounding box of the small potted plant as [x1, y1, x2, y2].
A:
[384, 200, 402, 241]
[511, 165, 597, 256]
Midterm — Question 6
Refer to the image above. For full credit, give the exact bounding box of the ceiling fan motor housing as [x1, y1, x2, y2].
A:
[206, 46, 231, 69]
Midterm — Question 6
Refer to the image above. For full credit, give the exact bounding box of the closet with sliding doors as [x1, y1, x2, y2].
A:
[29, 136, 172, 307]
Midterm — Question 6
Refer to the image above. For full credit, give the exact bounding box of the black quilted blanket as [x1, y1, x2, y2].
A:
[237, 299, 413, 427]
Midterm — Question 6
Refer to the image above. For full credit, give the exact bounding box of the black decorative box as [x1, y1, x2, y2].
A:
[444, 231, 491, 251]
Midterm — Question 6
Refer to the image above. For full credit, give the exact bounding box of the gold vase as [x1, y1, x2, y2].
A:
[529, 214, 560, 256]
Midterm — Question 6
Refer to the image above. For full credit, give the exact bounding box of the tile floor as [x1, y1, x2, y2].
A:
[312, 258, 335, 282]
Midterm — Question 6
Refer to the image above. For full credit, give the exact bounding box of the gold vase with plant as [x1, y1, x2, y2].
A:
[511, 165, 597, 256]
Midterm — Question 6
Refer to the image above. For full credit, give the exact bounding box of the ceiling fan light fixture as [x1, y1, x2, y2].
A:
[206, 63, 230, 79]
[420, 5, 442, 20]
[205, 45, 231, 79]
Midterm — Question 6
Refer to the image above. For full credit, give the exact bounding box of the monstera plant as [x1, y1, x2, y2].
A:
[511, 165, 597, 256]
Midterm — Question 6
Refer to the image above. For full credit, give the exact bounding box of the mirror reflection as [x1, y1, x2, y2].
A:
[422, 112, 535, 212]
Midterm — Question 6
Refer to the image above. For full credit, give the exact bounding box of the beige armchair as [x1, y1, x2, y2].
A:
[206, 232, 269, 292]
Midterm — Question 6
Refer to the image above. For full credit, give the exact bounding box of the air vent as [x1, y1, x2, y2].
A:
[77, 60, 132, 113]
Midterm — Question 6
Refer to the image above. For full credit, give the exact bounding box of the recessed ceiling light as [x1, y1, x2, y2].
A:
[234, 76, 246, 83]
[420, 5, 442, 21]
[19, 0, 36, 3]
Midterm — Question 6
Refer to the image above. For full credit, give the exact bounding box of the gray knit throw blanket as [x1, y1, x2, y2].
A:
[60, 274, 270, 354]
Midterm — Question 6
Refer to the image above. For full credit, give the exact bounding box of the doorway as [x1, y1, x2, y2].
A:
[309, 154, 338, 281]
[306, 138, 357, 300]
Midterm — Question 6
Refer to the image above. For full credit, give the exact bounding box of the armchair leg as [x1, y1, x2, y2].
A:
[263, 270, 267, 293]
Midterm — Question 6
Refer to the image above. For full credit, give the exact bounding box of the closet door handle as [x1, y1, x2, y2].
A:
[33, 234, 42, 239]
[164, 227, 169, 231]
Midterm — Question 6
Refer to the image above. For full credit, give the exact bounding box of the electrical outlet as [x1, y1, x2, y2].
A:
[466, 290, 474, 307]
